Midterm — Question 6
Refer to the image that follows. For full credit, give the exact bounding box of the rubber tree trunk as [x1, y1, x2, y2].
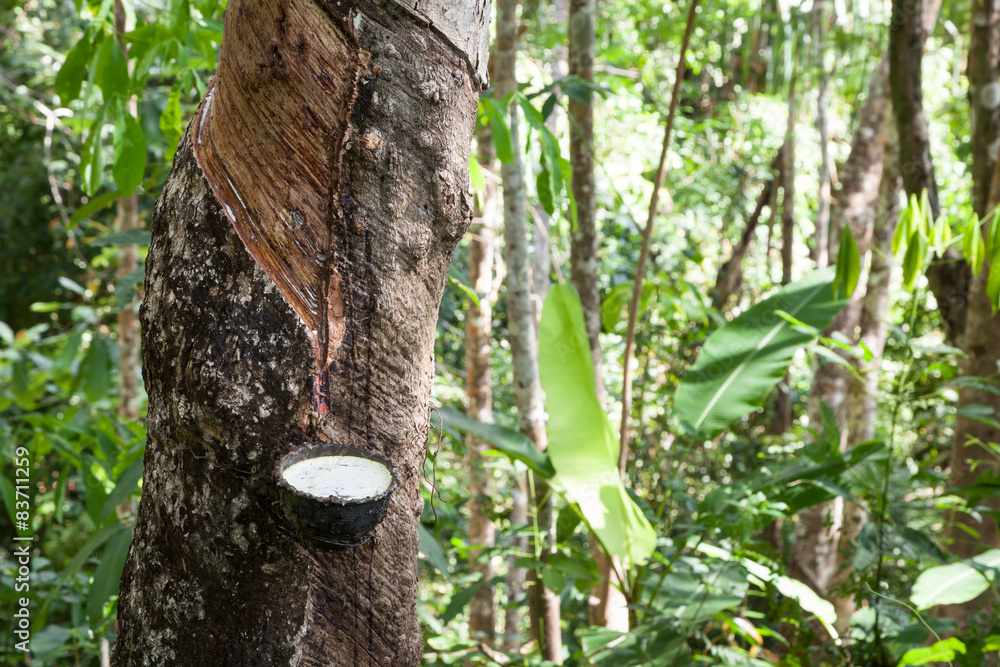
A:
[567, 0, 625, 633]
[113, 0, 490, 663]
[466, 119, 499, 642]
[495, 0, 562, 660]
[831, 109, 901, 632]
[942, 0, 1000, 624]
[790, 58, 889, 596]
[532, 0, 564, 318]
[804, 55, 890, 431]
[114, 0, 139, 422]
[890, 0, 968, 342]
[811, 0, 831, 270]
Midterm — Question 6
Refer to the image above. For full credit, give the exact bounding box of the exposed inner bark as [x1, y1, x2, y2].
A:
[114, 0, 487, 664]
[191, 0, 362, 375]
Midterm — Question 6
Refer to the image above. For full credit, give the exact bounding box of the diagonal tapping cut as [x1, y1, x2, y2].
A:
[191, 0, 369, 413]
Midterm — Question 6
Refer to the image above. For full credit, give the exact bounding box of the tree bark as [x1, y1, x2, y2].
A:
[768, 75, 796, 436]
[504, 479, 529, 651]
[466, 119, 499, 643]
[113, 0, 489, 663]
[801, 56, 890, 453]
[831, 108, 901, 631]
[890, 0, 967, 343]
[531, 0, 565, 323]
[495, 0, 562, 660]
[942, 0, 1000, 624]
[788, 56, 889, 600]
[968, 0, 1000, 221]
[713, 150, 782, 309]
[789, 47, 906, 605]
[114, 0, 139, 422]
[890, 0, 939, 216]
[812, 0, 831, 270]
[567, 0, 626, 633]
[115, 194, 140, 420]
[568, 0, 602, 404]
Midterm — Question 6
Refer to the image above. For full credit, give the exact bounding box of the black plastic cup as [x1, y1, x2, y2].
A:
[276, 443, 398, 550]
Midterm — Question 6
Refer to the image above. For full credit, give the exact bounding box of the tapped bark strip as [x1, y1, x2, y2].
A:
[191, 0, 363, 374]
[115, 0, 489, 664]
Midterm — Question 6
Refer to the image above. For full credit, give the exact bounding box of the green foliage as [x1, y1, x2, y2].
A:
[897, 637, 967, 666]
[434, 406, 555, 478]
[674, 268, 846, 438]
[9, 0, 1000, 664]
[833, 225, 860, 299]
[963, 212, 986, 276]
[539, 284, 656, 568]
[910, 549, 1000, 610]
[0, 315, 145, 662]
[111, 104, 146, 194]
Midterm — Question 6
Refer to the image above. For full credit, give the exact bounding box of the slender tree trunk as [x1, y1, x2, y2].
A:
[890, 0, 939, 215]
[969, 0, 1000, 221]
[466, 122, 499, 643]
[890, 0, 968, 343]
[495, 0, 562, 660]
[788, 56, 886, 600]
[768, 75, 796, 436]
[780, 74, 796, 283]
[789, 50, 909, 603]
[766, 160, 779, 278]
[506, 13, 565, 645]
[532, 0, 565, 321]
[115, 194, 139, 420]
[812, 0, 831, 269]
[802, 57, 889, 446]
[113, 0, 490, 663]
[713, 150, 782, 309]
[942, 0, 1000, 625]
[567, 0, 626, 632]
[114, 0, 139, 422]
[568, 0, 602, 404]
[831, 109, 901, 631]
[504, 477, 529, 650]
[792, 1, 941, 603]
